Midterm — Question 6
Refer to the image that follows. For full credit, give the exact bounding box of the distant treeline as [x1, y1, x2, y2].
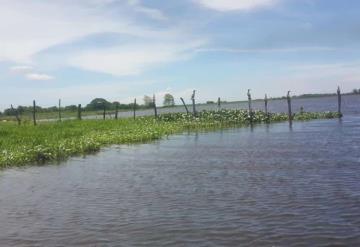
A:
[0, 94, 177, 117]
[1, 90, 358, 116]
[0, 98, 150, 117]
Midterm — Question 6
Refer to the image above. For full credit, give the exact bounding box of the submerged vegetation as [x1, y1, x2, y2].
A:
[0, 109, 340, 168]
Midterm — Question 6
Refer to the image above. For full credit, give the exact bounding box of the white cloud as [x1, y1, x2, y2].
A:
[9, 65, 33, 74]
[0, 1, 115, 62]
[0, 0, 201, 78]
[25, 73, 54, 81]
[128, 0, 167, 20]
[196, 46, 336, 53]
[194, 0, 279, 11]
[0, 0, 167, 63]
[68, 41, 205, 76]
[8, 65, 54, 81]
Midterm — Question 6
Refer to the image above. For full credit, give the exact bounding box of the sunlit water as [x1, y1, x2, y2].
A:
[1, 96, 360, 246]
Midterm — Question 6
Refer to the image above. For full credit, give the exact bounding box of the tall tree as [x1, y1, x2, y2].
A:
[143, 95, 153, 107]
[86, 98, 112, 110]
[163, 93, 175, 107]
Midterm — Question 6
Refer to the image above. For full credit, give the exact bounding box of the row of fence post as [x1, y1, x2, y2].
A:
[9, 87, 343, 126]
[245, 88, 342, 127]
[247, 88, 342, 126]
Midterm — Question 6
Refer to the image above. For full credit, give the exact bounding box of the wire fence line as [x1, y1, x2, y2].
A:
[2, 88, 346, 125]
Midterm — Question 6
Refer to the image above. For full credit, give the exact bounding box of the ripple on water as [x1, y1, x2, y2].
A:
[1, 116, 360, 246]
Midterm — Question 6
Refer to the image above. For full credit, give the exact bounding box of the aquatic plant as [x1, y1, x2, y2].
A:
[158, 109, 339, 124]
[0, 109, 340, 168]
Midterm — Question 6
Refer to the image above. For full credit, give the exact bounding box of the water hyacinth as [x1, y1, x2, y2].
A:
[158, 109, 339, 124]
[0, 109, 340, 168]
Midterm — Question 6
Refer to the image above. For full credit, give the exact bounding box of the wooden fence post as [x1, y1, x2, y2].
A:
[32, 100, 37, 126]
[247, 89, 253, 123]
[264, 94, 268, 114]
[191, 90, 197, 116]
[337, 86, 342, 118]
[264, 94, 269, 122]
[180, 97, 189, 114]
[218, 97, 221, 110]
[133, 98, 136, 120]
[153, 94, 158, 119]
[103, 103, 106, 120]
[300, 106, 304, 114]
[58, 99, 62, 122]
[115, 103, 119, 120]
[11, 104, 21, 125]
[287, 91, 292, 126]
[77, 104, 82, 120]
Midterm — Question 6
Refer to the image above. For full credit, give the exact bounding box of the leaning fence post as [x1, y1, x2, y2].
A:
[153, 94, 158, 119]
[133, 98, 136, 120]
[32, 100, 37, 126]
[247, 89, 253, 123]
[337, 86, 342, 118]
[103, 103, 106, 120]
[287, 91, 292, 126]
[264, 94, 269, 122]
[191, 90, 197, 116]
[77, 104, 82, 120]
[217, 97, 221, 110]
[11, 104, 21, 125]
[180, 97, 189, 114]
[58, 99, 62, 122]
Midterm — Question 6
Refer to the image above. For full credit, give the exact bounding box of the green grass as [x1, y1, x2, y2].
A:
[0, 109, 340, 168]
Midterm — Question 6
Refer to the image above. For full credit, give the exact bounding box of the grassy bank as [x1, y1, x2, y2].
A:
[0, 109, 339, 168]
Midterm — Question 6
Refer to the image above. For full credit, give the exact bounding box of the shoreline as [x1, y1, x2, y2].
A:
[1, 94, 358, 122]
[0, 109, 340, 169]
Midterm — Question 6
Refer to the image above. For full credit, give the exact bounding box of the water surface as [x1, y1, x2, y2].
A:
[1, 115, 360, 246]
[77, 94, 360, 120]
[113, 94, 360, 118]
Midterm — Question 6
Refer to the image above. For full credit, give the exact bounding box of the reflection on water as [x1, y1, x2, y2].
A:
[1, 115, 360, 246]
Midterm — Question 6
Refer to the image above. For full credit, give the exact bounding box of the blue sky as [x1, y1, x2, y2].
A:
[1, 0, 360, 109]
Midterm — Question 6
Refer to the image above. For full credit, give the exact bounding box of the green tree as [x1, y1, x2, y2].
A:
[65, 105, 78, 111]
[86, 98, 112, 110]
[163, 93, 175, 107]
[143, 95, 153, 107]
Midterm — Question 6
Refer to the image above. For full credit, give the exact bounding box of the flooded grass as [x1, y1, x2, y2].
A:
[0, 109, 339, 168]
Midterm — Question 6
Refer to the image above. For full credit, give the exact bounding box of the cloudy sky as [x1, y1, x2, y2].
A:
[0, 0, 359, 109]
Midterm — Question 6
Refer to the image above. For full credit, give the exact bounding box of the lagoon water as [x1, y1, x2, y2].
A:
[1, 95, 360, 246]
[80, 94, 360, 120]
[113, 94, 360, 118]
